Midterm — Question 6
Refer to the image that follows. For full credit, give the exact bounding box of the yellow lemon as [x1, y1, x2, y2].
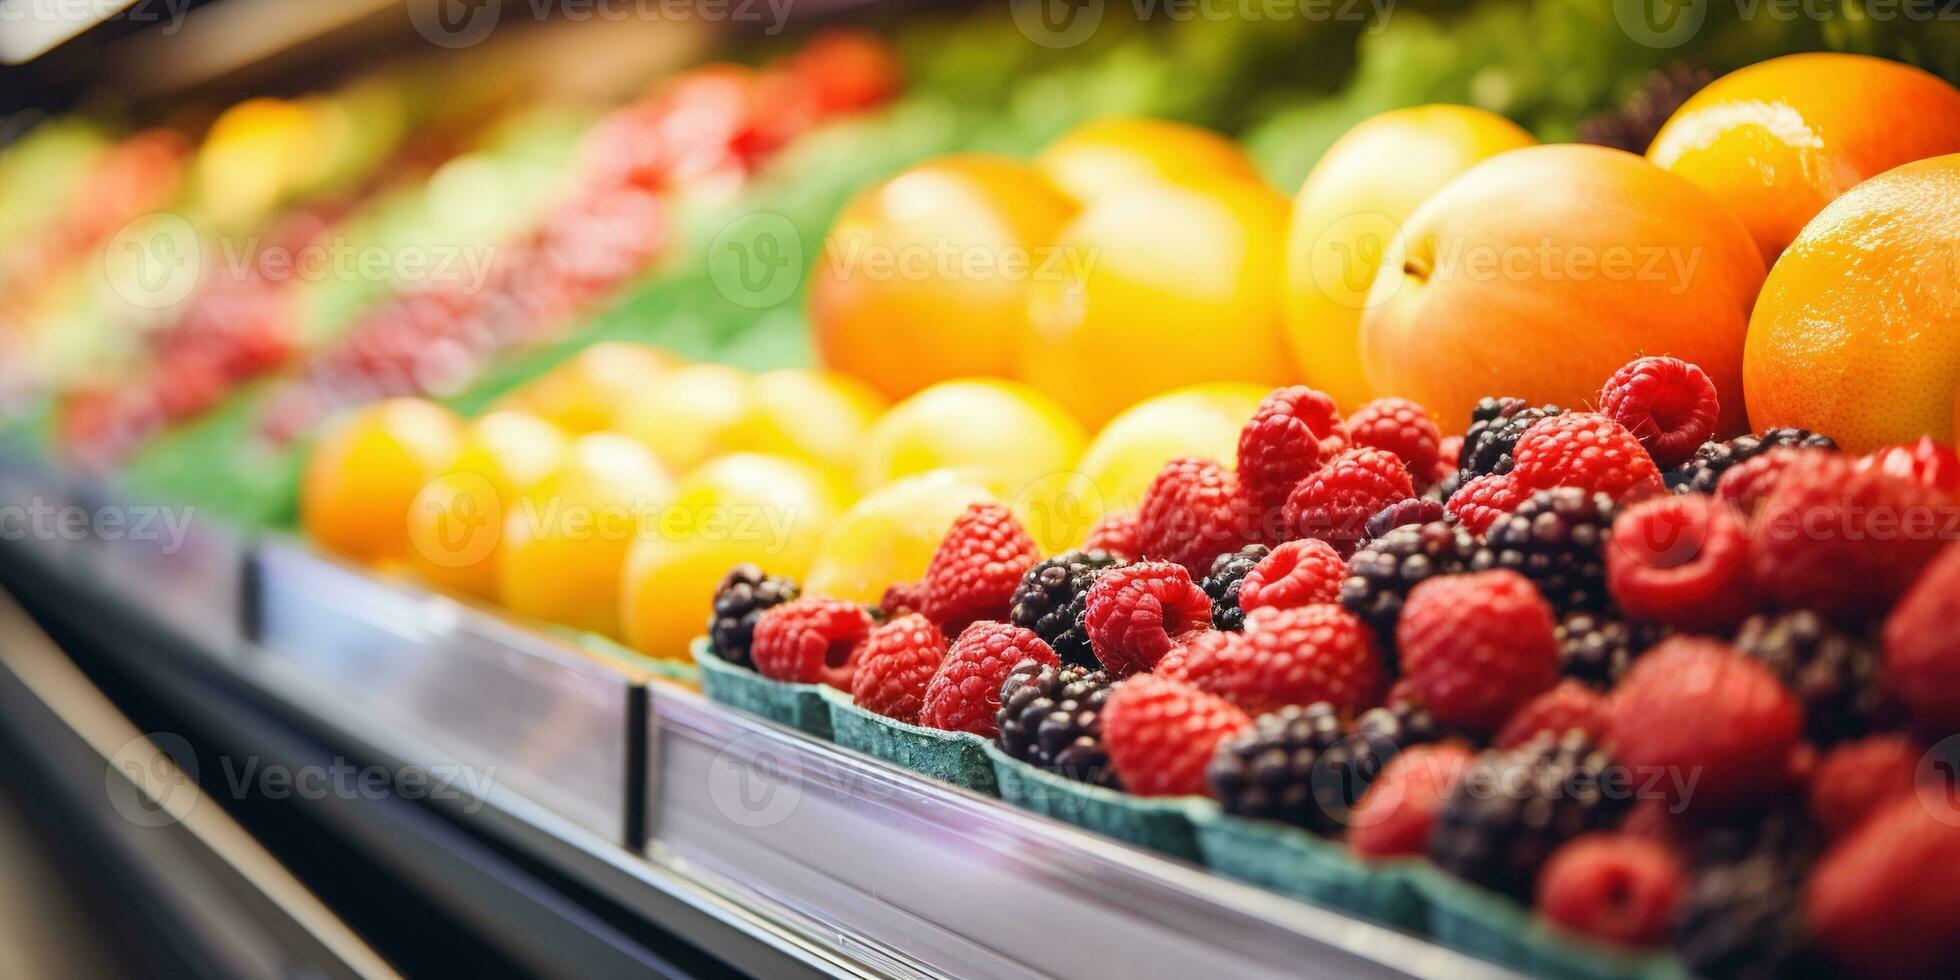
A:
[1077, 383, 1268, 517]
[1035, 116, 1264, 205]
[301, 398, 462, 565]
[614, 363, 754, 473]
[497, 342, 682, 434]
[404, 411, 567, 600]
[805, 470, 999, 603]
[723, 368, 887, 477]
[856, 378, 1086, 509]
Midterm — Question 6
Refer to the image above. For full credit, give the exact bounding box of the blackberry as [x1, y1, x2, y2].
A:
[1428, 730, 1630, 900]
[1008, 550, 1124, 668]
[1201, 544, 1271, 631]
[1670, 428, 1839, 495]
[1459, 398, 1563, 479]
[1354, 697, 1450, 749]
[1673, 849, 1818, 980]
[706, 564, 799, 668]
[1473, 489, 1617, 615]
[995, 661, 1120, 787]
[1557, 611, 1667, 688]
[1576, 62, 1714, 154]
[1362, 497, 1445, 541]
[1734, 610, 1886, 745]
[1341, 521, 1480, 655]
[1207, 703, 1399, 835]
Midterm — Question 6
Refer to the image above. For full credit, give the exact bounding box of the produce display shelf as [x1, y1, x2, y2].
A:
[0, 451, 1519, 979]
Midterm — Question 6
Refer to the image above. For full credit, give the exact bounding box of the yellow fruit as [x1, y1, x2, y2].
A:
[301, 398, 462, 565]
[620, 453, 851, 658]
[404, 411, 567, 600]
[805, 470, 999, 603]
[498, 342, 682, 434]
[810, 154, 1078, 399]
[1021, 178, 1296, 427]
[723, 369, 887, 477]
[1076, 383, 1269, 516]
[498, 433, 676, 637]
[1036, 117, 1263, 205]
[856, 378, 1086, 501]
[1282, 105, 1536, 409]
[614, 364, 754, 473]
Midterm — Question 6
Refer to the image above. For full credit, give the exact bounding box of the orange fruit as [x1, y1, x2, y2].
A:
[1021, 178, 1296, 427]
[810, 154, 1077, 400]
[1360, 144, 1763, 435]
[1649, 53, 1960, 266]
[1282, 105, 1535, 409]
[1035, 117, 1263, 205]
[404, 411, 567, 600]
[1745, 154, 1960, 453]
[496, 342, 681, 434]
[301, 398, 462, 565]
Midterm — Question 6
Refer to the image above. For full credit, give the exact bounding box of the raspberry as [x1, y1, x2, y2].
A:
[1083, 510, 1142, 558]
[1445, 471, 1528, 535]
[1607, 638, 1802, 813]
[1102, 674, 1251, 798]
[1807, 795, 1960, 979]
[919, 622, 1058, 736]
[1362, 496, 1444, 540]
[1429, 731, 1630, 899]
[1511, 412, 1664, 500]
[1282, 447, 1415, 557]
[1737, 610, 1886, 745]
[920, 503, 1041, 635]
[1808, 734, 1924, 840]
[1537, 833, 1685, 947]
[1237, 385, 1350, 524]
[1475, 488, 1618, 614]
[1396, 570, 1560, 732]
[1207, 702, 1399, 834]
[877, 580, 925, 619]
[1669, 427, 1839, 495]
[1556, 611, 1667, 687]
[1237, 538, 1345, 614]
[849, 614, 946, 723]
[1607, 493, 1754, 632]
[750, 597, 871, 686]
[1346, 397, 1441, 485]
[1712, 446, 1822, 517]
[1082, 561, 1214, 676]
[1341, 520, 1480, 650]
[1459, 398, 1564, 479]
[1008, 550, 1126, 668]
[995, 661, 1119, 787]
[1200, 544, 1270, 631]
[1135, 456, 1257, 574]
[1597, 356, 1720, 470]
[1348, 742, 1475, 859]
[1752, 453, 1950, 625]
[1882, 541, 1960, 735]
[1181, 605, 1384, 715]
[1494, 679, 1609, 750]
[1153, 627, 1235, 683]
[1856, 435, 1960, 494]
[707, 564, 800, 668]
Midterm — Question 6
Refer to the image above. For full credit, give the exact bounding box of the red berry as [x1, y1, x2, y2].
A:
[1883, 541, 1960, 735]
[1084, 509, 1142, 559]
[1607, 494, 1754, 632]
[1396, 570, 1560, 732]
[1807, 795, 1960, 979]
[1135, 456, 1257, 574]
[920, 503, 1041, 635]
[1154, 628, 1236, 683]
[1494, 679, 1609, 750]
[1437, 434, 1464, 468]
[1752, 453, 1950, 625]
[1713, 446, 1824, 517]
[1101, 674, 1251, 797]
[878, 581, 925, 618]
[1607, 637, 1802, 813]
[1445, 471, 1528, 535]
[1282, 447, 1414, 557]
[1346, 397, 1441, 484]
[1238, 538, 1345, 614]
[751, 597, 871, 685]
[849, 614, 946, 723]
[1536, 833, 1685, 947]
[1856, 435, 1960, 495]
[1348, 742, 1475, 859]
[919, 622, 1058, 736]
[1082, 561, 1214, 676]
[1238, 386, 1350, 531]
[1180, 605, 1383, 715]
[1597, 356, 1719, 470]
[1511, 412, 1664, 501]
[1809, 734, 1926, 840]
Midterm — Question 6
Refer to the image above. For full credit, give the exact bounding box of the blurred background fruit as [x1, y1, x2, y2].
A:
[1649, 53, 1960, 266]
[1360, 144, 1763, 433]
[403, 411, 568, 600]
[1282, 105, 1535, 409]
[1745, 154, 1960, 452]
[722, 369, 887, 479]
[301, 399, 462, 566]
[1021, 177, 1295, 426]
[1075, 382, 1267, 515]
[854, 378, 1085, 501]
[1034, 117, 1263, 205]
[804, 469, 998, 603]
[614, 363, 755, 473]
[810, 155, 1077, 400]
[496, 343, 682, 435]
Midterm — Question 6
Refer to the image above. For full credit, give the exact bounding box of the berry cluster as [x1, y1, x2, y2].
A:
[711, 355, 1960, 977]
